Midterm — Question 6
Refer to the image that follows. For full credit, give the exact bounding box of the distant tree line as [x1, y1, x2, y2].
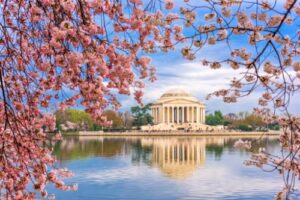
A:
[56, 107, 280, 132]
[206, 110, 280, 131]
[55, 104, 153, 132]
[55, 109, 98, 131]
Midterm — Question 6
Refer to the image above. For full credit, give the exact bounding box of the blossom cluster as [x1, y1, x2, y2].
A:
[0, 0, 177, 199]
[173, 0, 300, 111]
[173, 0, 300, 197]
[1, 0, 300, 199]
[234, 139, 252, 150]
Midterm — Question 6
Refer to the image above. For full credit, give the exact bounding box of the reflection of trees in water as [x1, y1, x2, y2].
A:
[206, 144, 224, 159]
[130, 140, 153, 165]
[204, 137, 225, 160]
[53, 136, 279, 166]
[224, 137, 279, 153]
[53, 137, 125, 161]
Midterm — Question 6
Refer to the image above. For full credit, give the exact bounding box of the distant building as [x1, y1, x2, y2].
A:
[150, 89, 206, 130]
[224, 113, 238, 120]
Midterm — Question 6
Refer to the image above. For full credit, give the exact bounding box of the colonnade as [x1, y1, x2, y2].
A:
[151, 105, 205, 124]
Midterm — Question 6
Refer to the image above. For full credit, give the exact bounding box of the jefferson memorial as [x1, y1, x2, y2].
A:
[150, 89, 205, 129]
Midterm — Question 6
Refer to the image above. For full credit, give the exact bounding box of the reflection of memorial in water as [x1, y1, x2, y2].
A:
[56, 136, 270, 166]
[141, 138, 206, 179]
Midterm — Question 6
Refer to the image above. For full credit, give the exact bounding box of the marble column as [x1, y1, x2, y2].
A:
[180, 107, 182, 123]
[181, 107, 183, 123]
[199, 107, 201, 123]
[183, 107, 185, 123]
[162, 106, 165, 124]
[200, 107, 204, 124]
[203, 108, 205, 123]
[180, 107, 183, 123]
[172, 107, 174, 123]
[200, 108, 203, 123]
[187, 106, 189, 123]
[199, 107, 201, 124]
[171, 107, 174, 123]
[191, 107, 194, 123]
[169, 106, 172, 123]
[195, 107, 197, 124]
[177, 107, 179, 123]
[184, 106, 187, 122]
[156, 108, 158, 124]
[158, 107, 160, 123]
[167, 107, 169, 124]
[156, 107, 159, 123]
[179, 107, 181, 123]
[177, 106, 180, 124]
[182, 106, 186, 123]
[196, 106, 200, 123]
[155, 108, 157, 124]
[176, 106, 179, 124]
[195, 107, 197, 123]
[152, 108, 156, 123]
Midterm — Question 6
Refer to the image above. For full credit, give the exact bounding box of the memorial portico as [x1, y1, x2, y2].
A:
[150, 89, 205, 126]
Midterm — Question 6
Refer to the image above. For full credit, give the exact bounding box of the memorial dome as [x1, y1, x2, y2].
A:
[157, 89, 199, 102]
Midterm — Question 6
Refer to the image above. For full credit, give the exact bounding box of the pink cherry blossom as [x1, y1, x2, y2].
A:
[0, 0, 178, 198]
[165, 0, 174, 10]
[2, 0, 300, 199]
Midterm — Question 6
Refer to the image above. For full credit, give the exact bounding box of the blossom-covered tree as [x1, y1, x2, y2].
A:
[170, 0, 300, 199]
[1, 0, 300, 199]
[0, 0, 174, 199]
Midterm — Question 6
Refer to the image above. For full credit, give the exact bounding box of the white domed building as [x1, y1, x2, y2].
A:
[150, 89, 206, 130]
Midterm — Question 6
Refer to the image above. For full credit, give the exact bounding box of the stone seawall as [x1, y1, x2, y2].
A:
[70, 130, 281, 137]
[78, 131, 104, 135]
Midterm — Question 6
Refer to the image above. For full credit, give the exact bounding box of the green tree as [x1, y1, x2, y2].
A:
[55, 109, 101, 131]
[238, 124, 253, 132]
[55, 109, 92, 129]
[102, 110, 124, 129]
[268, 123, 280, 131]
[243, 114, 265, 128]
[121, 111, 133, 129]
[205, 110, 224, 126]
[131, 104, 153, 128]
[226, 113, 266, 131]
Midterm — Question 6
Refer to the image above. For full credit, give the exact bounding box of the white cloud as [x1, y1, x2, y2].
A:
[65, 154, 285, 199]
[119, 61, 260, 114]
[74, 166, 144, 184]
[119, 60, 300, 115]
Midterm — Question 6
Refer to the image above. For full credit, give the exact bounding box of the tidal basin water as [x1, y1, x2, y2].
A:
[49, 135, 283, 200]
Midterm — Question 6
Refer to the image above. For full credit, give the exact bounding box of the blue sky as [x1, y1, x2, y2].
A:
[117, 0, 300, 115]
[118, 42, 300, 115]
[50, 0, 299, 116]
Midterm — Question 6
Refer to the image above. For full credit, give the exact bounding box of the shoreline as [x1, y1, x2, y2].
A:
[63, 130, 281, 137]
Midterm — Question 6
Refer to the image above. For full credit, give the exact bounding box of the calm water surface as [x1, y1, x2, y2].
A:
[48, 135, 283, 200]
